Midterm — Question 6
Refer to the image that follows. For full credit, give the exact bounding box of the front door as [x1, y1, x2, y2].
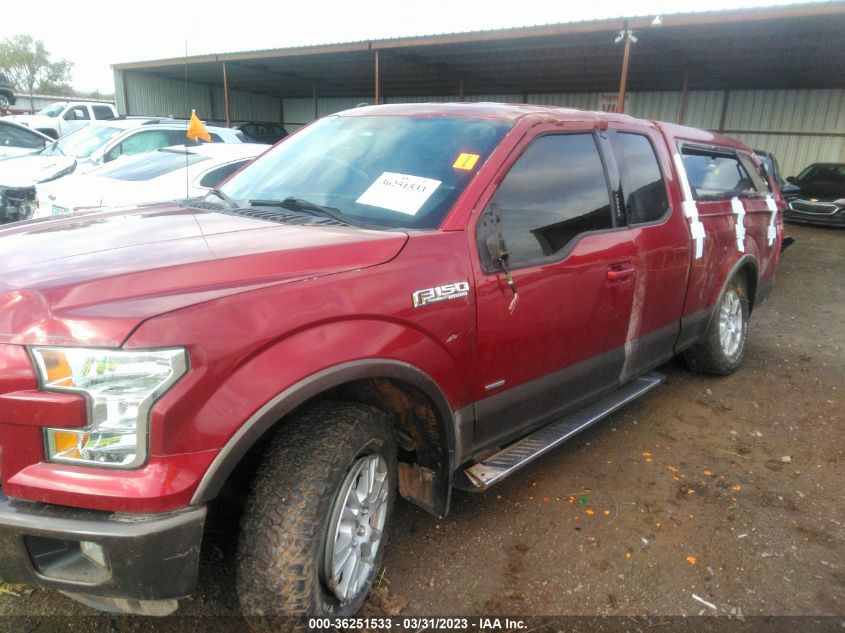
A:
[472, 128, 636, 451]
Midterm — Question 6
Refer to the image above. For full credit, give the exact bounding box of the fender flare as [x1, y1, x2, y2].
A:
[190, 359, 456, 506]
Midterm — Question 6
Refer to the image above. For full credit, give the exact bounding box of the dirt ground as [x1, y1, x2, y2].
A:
[0, 223, 842, 631]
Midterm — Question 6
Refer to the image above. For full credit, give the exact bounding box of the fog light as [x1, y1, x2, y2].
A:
[80, 541, 109, 569]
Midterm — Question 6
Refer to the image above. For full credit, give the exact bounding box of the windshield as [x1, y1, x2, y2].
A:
[41, 125, 122, 159]
[796, 163, 845, 185]
[95, 148, 209, 181]
[37, 103, 66, 118]
[219, 114, 513, 229]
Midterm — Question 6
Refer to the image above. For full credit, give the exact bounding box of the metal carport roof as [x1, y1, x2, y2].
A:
[113, 2, 845, 100]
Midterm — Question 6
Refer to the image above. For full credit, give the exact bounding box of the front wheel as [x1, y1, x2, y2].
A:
[0, 94, 10, 109]
[684, 277, 749, 375]
[237, 400, 397, 631]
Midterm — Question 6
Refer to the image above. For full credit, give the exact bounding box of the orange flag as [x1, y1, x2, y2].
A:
[186, 109, 211, 142]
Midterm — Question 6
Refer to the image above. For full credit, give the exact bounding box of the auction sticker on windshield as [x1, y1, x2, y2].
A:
[356, 172, 441, 216]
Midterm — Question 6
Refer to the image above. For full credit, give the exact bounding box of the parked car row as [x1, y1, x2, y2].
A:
[34, 142, 266, 217]
[0, 118, 256, 223]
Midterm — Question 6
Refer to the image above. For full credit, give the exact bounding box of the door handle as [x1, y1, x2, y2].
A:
[607, 263, 635, 282]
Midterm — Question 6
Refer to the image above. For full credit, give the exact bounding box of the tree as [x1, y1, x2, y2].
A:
[0, 35, 73, 108]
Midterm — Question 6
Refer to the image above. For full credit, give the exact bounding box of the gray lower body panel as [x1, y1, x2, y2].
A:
[464, 371, 664, 489]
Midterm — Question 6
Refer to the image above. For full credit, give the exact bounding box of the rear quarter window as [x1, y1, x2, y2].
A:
[681, 146, 757, 200]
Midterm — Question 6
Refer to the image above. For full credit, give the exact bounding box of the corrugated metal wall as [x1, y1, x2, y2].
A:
[118, 70, 282, 124]
[117, 68, 844, 176]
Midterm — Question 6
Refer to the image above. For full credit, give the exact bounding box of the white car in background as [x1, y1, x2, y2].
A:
[0, 119, 253, 223]
[0, 119, 53, 159]
[34, 143, 267, 218]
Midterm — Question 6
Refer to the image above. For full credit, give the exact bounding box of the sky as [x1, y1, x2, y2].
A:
[0, 0, 823, 94]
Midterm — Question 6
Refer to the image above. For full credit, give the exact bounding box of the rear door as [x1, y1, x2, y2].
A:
[604, 124, 691, 380]
[472, 125, 636, 450]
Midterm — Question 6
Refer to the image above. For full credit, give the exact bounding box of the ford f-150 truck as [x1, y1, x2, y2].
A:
[0, 103, 783, 627]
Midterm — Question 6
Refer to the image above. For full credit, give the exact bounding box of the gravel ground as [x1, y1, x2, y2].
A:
[1, 222, 842, 632]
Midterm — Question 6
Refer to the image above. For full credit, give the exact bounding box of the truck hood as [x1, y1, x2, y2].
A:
[0, 154, 77, 187]
[0, 204, 408, 347]
[5, 114, 52, 129]
[793, 180, 844, 201]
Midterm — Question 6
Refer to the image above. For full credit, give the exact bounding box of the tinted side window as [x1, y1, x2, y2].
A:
[198, 160, 249, 188]
[92, 105, 114, 120]
[681, 148, 756, 200]
[608, 132, 669, 224]
[494, 134, 612, 264]
[65, 105, 91, 121]
[106, 130, 173, 161]
[0, 123, 46, 149]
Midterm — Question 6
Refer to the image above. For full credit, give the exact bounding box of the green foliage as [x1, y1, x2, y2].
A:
[0, 34, 73, 96]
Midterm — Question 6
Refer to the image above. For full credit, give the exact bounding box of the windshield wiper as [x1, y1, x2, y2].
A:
[207, 187, 239, 209]
[248, 197, 362, 227]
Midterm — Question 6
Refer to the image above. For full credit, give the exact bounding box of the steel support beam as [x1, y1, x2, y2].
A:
[222, 62, 231, 127]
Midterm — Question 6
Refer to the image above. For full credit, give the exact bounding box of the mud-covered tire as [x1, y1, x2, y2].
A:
[684, 277, 750, 375]
[236, 400, 397, 632]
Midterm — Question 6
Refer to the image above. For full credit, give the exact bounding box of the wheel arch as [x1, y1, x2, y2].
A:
[191, 359, 460, 516]
[703, 255, 760, 333]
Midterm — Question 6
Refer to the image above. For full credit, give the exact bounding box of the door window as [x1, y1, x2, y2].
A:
[491, 134, 613, 265]
[608, 132, 669, 224]
[105, 130, 175, 161]
[64, 105, 91, 121]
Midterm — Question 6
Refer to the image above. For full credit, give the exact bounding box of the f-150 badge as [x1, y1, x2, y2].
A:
[412, 281, 470, 307]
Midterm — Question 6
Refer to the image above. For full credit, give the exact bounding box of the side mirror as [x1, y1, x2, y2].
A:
[781, 183, 800, 195]
[786, 176, 796, 183]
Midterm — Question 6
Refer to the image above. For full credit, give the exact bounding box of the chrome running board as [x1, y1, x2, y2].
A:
[463, 372, 665, 489]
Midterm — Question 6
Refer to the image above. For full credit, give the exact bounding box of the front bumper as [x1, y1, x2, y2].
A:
[0, 489, 205, 609]
[785, 200, 845, 228]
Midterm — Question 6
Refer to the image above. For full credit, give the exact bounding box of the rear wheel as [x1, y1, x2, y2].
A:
[684, 277, 749, 375]
[0, 94, 10, 109]
[236, 400, 397, 632]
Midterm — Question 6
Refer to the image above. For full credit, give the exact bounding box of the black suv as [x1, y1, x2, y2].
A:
[0, 72, 16, 109]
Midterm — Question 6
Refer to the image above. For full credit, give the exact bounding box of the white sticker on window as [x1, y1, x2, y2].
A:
[356, 172, 442, 216]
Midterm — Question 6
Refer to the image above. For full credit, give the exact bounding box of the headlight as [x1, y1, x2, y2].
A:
[31, 347, 188, 468]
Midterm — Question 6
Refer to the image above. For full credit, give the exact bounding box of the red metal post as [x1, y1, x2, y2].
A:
[616, 24, 632, 114]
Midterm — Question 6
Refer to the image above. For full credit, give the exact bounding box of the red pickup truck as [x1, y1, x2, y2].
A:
[0, 103, 783, 625]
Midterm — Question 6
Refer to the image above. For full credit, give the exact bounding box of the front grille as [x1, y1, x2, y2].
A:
[788, 200, 839, 215]
[1, 186, 36, 224]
